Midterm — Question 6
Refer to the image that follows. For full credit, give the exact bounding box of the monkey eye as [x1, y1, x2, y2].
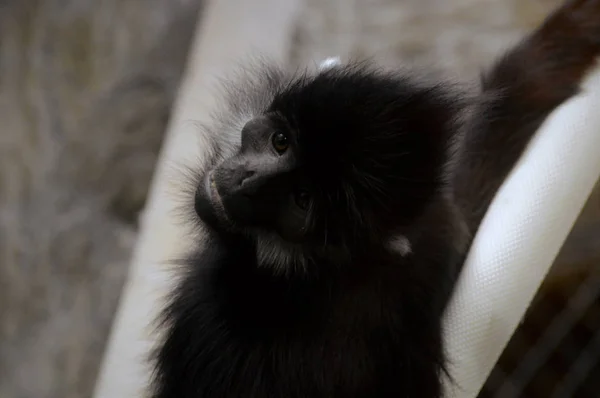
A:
[271, 132, 289, 154]
[294, 190, 311, 211]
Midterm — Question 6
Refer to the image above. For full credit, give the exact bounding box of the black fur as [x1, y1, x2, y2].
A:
[151, 1, 600, 397]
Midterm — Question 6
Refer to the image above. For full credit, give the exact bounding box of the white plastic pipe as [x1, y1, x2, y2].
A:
[442, 60, 600, 398]
[92, 1, 301, 397]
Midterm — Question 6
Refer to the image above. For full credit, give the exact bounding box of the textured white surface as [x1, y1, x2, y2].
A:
[442, 62, 600, 398]
[92, 0, 301, 397]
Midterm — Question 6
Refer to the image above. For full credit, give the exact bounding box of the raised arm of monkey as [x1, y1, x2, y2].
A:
[150, 1, 600, 397]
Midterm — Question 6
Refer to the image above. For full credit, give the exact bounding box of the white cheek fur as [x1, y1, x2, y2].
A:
[254, 232, 308, 276]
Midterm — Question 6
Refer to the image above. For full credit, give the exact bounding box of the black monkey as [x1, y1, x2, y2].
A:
[151, 1, 600, 397]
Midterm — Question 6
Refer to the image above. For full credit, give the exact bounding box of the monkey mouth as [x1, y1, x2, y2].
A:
[205, 171, 230, 223]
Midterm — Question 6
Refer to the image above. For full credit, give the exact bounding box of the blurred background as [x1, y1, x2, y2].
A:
[1, 0, 599, 397]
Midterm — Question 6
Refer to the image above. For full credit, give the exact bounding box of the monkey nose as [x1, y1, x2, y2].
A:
[236, 169, 256, 188]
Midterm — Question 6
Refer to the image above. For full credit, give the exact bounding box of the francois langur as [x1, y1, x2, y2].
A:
[150, 1, 600, 397]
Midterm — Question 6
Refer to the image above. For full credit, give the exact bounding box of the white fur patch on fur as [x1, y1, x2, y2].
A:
[387, 235, 412, 256]
[318, 57, 342, 71]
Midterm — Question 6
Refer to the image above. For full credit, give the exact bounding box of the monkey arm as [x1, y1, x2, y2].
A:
[452, 0, 600, 237]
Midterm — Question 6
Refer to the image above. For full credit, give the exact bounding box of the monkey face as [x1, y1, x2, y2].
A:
[193, 63, 460, 269]
[194, 114, 313, 244]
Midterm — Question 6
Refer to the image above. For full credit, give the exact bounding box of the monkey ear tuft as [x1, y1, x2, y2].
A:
[318, 57, 342, 71]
